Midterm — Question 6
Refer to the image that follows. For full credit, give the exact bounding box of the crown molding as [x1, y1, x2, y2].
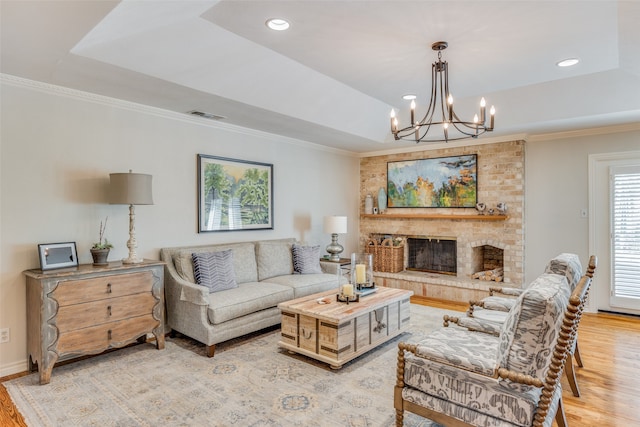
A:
[0, 73, 356, 157]
[358, 133, 528, 158]
[527, 122, 640, 142]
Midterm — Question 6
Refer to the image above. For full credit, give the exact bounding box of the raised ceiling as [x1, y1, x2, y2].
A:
[2, 1, 639, 153]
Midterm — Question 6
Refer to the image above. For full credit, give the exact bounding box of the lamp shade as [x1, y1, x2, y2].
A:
[323, 215, 347, 234]
[109, 171, 153, 205]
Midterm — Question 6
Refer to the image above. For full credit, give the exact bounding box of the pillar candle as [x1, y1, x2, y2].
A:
[355, 264, 366, 284]
[342, 283, 354, 297]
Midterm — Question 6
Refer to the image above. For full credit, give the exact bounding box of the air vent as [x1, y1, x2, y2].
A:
[187, 110, 226, 121]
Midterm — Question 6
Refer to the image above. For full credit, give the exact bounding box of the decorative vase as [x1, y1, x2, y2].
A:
[365, 194, 373, 214]
[378, 187, 387, 213]
[90, 248, 110, 266]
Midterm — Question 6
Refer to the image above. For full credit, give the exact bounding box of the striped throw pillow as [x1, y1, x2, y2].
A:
[292, 244, 322, 274]
[192, 249, 237, 293]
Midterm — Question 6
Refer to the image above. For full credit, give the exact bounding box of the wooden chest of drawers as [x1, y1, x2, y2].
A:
[24, 260, 165, 384]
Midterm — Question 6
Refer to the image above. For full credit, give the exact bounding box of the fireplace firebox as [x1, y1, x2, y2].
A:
[407, 237, 457, 275]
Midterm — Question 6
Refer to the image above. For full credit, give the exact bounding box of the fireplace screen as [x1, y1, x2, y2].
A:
[407, 237, 457, 275]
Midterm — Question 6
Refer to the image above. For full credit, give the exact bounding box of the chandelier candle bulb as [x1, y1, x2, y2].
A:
[490, 106, 495, 129]
[390, 109, 397, 132]
[480, 97, 486, 123]
[447, 94, 453, 119]
[410, 100, 416, 125]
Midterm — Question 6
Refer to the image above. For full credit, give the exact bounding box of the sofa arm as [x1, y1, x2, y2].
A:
[179, 280, 209, 306]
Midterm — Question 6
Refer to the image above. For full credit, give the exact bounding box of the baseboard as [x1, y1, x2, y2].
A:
[0, 360, 28, 379]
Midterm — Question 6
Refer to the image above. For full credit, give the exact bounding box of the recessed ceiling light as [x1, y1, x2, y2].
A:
[556, 58, 580, 67]
[266, 18, 290, 31]
[402, 94, 417, 100]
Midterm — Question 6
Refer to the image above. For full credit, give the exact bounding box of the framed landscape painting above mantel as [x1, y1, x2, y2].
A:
[198, 155, 273, 232]
[387, 154, 477, 208]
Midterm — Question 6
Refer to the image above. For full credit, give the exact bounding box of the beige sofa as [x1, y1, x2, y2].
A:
[160, 238, 341, 357]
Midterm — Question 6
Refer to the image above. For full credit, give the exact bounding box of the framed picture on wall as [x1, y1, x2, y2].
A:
[38, 242, 79, 270]
[387, 154, 478, 208]
[198, 154, 274, 232]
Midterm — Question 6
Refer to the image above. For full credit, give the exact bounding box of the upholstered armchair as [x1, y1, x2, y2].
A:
[395, 268, 593, 427]
[461, 253, 592, 397]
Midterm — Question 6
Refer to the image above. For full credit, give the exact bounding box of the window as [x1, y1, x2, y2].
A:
[610, 164, 640, 308]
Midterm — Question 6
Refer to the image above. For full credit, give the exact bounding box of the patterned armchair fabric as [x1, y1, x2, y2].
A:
[471, 253, 583, 318]
[395, 270, 592, 427]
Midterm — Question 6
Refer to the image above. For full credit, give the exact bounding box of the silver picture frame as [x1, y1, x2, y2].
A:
[38, 242, 79, 271]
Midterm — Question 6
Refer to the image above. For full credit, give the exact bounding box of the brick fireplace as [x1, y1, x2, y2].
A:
[359, 140, 525, 303]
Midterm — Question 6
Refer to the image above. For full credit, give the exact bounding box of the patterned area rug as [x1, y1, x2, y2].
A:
[7, 304, 451, 426]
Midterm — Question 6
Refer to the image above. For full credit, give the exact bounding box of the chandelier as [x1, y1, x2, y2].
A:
[390, 41, 495, 143]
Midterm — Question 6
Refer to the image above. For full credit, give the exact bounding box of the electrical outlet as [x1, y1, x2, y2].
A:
[0, 328, 9, 343]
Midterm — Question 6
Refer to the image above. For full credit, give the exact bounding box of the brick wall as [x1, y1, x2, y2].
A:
[359, 140, 525, 301]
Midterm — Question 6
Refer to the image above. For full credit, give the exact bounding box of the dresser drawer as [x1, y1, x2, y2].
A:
[53, 271, 153, 306]
[57, 314, 159, 355]
[56, 293, 158, 333]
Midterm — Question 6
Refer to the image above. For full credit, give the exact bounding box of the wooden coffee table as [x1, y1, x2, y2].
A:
[277, 286, 413, 369]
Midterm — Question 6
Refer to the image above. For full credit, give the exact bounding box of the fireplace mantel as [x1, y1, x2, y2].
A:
[361, 214, 508, 221]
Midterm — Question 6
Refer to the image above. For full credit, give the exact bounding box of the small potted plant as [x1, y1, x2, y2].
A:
[91, 217, 113, 266]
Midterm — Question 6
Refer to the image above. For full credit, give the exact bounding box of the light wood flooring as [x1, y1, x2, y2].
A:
[1, 296, 639, 426]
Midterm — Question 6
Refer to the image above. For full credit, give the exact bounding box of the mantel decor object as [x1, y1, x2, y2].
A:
[110, 170, 153, 264]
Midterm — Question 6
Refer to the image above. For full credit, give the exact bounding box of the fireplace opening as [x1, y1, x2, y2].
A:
[407, 237, 457, 275]
[472, 245, 504, 281]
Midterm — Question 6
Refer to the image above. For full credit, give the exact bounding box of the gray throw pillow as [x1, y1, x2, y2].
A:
[192, 249, 238, 293]
[292, 244, 322, 274]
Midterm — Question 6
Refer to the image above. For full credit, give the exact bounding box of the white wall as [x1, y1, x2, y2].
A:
[524, 127, 640, 310]
[0, 78, 360, 375]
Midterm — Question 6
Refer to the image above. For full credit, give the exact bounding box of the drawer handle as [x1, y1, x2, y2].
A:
[106, 283, 112, 293]
[107, 306, 112, 316]
[107, 329, 112, 340]
[301, 328, 313, 340]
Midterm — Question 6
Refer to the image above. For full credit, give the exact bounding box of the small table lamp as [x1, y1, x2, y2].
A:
[110, 170, 153, 264]
[323, 215, 347, 261]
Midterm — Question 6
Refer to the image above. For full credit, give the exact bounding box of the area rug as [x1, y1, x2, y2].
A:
[6, 304, 453, 427]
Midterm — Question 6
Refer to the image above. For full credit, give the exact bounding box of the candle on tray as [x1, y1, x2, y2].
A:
[355, 264, 366, 284]
[342, 283, 354, 297]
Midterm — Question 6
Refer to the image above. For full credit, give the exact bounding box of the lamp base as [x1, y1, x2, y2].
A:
[122, 257, 144, 264]
[326, 233, 344, 262]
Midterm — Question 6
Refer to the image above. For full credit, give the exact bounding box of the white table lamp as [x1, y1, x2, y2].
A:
[110, 170, 153, 264]
[323, 215, 347, 261]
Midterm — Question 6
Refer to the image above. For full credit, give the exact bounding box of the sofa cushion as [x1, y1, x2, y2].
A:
[256, 240, 294, 280]
[174, 243, 257, 284]
[192, 250, 237, 293]
[496, 273, 570, 381]
[292, 243, 322, 274]
[262, 273, 341, 298]
[207, 281, 294, 325]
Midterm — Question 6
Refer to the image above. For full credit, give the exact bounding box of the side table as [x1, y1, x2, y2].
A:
[23, 260, 165, 384]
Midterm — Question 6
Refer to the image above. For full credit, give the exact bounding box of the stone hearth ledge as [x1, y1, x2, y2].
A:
[373, 270, 503, 303]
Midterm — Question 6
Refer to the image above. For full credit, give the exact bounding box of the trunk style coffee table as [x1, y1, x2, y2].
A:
[277, 286, 413, 369]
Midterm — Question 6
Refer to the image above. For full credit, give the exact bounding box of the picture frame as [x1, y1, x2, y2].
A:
[38, 242, 79, 271]
[387, 154, 478, 208]
[198, 154, 274, 232]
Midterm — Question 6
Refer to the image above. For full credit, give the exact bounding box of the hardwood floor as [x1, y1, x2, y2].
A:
[1, 297, 639, 426]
